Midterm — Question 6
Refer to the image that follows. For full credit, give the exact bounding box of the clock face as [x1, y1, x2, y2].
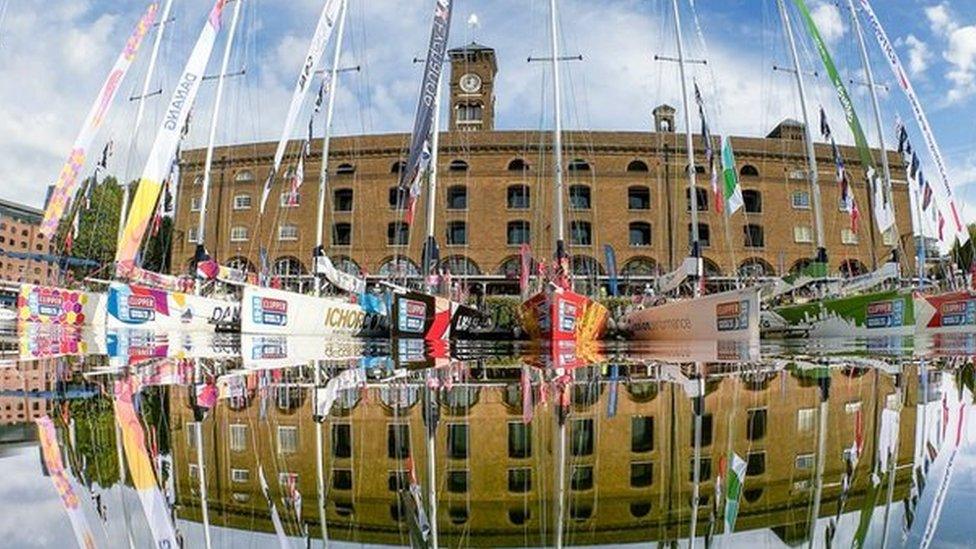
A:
[459, 73, 482, 93]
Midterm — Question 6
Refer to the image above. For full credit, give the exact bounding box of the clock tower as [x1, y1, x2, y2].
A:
[448, 42, 497, 131]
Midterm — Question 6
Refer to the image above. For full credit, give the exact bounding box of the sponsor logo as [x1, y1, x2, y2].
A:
[717, 300, 750, 332]
[865, 299, 904, 329]
[937, 299, 975, 327]
[36, 294, 64, 317]
[398, 298, 427, 333]
[124, 294, 156, 322]
[559, 301, 577, 333]
[252, 297, 287, 326]
[324, 306, 366, 332]
[128, 295, 155, 309]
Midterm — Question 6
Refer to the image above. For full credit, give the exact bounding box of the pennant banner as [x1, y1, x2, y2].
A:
[41, 3, 158, 236]
[315, 255, 366, 295]
[116, 0, 228, 264]
[720, 136, 744, 214]
[35, 417, 97, 549]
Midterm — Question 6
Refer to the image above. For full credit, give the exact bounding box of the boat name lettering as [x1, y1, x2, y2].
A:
[164, 73, 197, 131]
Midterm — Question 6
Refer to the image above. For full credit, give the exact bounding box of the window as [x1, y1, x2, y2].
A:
[234, 170, 255, 183]
[509, 508, 530, 525]
[446, 221, 467, 245]
[841, 229, 859, 245]
[740, 164, 760, 177]
[387, 222, 409, 246]
[570, 502, 593, 521]
[230, 226, 248, 242]
[447, 424, 469, 459]
[689, 223, 711, 248]
[508, 422, 532, 458]
[571, 465, 594, 490]
[795, 454, 815, 470]
[332, 223, 351, 246]
[508, 158, 529, 171]
[797, 408, 816, 433]
[388, 471, 409, 492]
[332, 424, 351, 458]
[883, 228, 896, 246]
[570, 221, 592, 246]
[280, 191, 300, 207]
[746, 452, 766, 476]
[229, 424, 247, 452]
[507, 185, 530, 209]
[278, 224, 299, 241]
[447, 186, 467, 210]
[456, 104, 482, 123]
[447, 471, 468, 493]
[744, 224, 764, 248]
[333, 470, 353, 490]
[388, 187, 406, 208]
[630, 502, 652, 518]
[388, 424, 410, 459]
[391, 160, 406, 175]
[631, 462, 653, 487]
[747, 408, 767, 440]
[189, 463, 199, 480]
[449, 159, 469, 172]
[629, 222, 651, 247]
[569, 185, 591, 210]
[508, 468, 531, 492]
[794, 225, 813, 243]
[627, 159, 649, 172]
[690, 457, 712, 481]
[570, 419, 594, 456]
[568, 159, 591, 171]
[334, 189, 353, 211]
[628, 186, 651, 210]
[507, 221, 530, 245]
[187, 227, 200, 243]
[278, 426, 298, 454]
[792, 191, 810, 209]
[336, 163, 355, 175]
[233, 194, 251, 210]
[449, 507, 469, 525]
[743, 190, 762, 213]
[691, 414, 713, 446]
[631, 416, 654, 453]
[191, 196, 202, 212]
[686, 188, 709, 211]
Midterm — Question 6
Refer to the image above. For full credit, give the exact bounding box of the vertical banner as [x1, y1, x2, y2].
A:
[41, 3, 158, 235]
[603, 244, 618, 296]
[724, 453, 747, 533]
[35, 417, 97, 549]
[114, 379, 178, 547]
[518, 244, 532, 295]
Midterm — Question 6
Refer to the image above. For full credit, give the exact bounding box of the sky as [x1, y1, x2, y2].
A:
[0, 0, 975, 236]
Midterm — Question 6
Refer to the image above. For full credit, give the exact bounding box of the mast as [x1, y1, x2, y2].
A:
[423, 73, 443, 276]
[776, 0, 827, 265]
[671, 0, 702, 298]
[548, 0, 566, 257]
[314, 0, 348, 296]
[118, 0, 175, 244]
[313, 363, 329, 546]
[196, 0, 244, 258]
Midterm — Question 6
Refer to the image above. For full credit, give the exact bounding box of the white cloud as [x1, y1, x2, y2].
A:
[904, 34, 933, 76]
[810, 1, 847, 45]
[944, 25, 976, 102]
[925, 2, 956, 34]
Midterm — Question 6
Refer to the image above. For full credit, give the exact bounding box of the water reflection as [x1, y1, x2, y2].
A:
[0, 328, 974, 547]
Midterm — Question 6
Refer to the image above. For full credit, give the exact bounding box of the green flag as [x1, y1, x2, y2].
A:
[724, 452, 747, 532]
[721, 136, 744, 214]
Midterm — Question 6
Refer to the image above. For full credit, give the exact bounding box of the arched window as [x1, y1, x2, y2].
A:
[445, 221, 467, 245]
[572, 255, 604, 276]
[336, 163, 356, 175]
[570, 221, 592, 246]
[378, 257, 420, 277]
[446, 186, 467, 210]
[738, 258, 773, 277]
[333, 188, 353, 212]
[628, 186, 650, 210]
[629, 222, 652, 247]
[686, 188, 708, 211]
[234, 170, 255, 183]
[332, 256, 361, 275]
[388, 187, 406, 208]
[387, 222, 409, 246]
[840, 259, 868, 278]
[689, 223, 711, 247]
[621, 257, 658, 276]
[569, 185, 591, 210]
[742, 189, 762, 213]
[441, 256, 481, 276]
[507, 221, 530, 245]
[685, 164, 706, 175]
[448, 159, 469, 172]
[627, 159, 649, 172]
[739, 164, 760, 177]
[497, 255, 537, 277]
[568, 159, 591, 172]
[743, 224, 764, 248]
[332, 223, 352, 246]
[507, 158, 529, 171]
[507, 185, 530, 209]
[790, 258, 815, 274]
[391, 160, 406, 174]
[702, 257, 723, 276]
[273, 257, 305, 278]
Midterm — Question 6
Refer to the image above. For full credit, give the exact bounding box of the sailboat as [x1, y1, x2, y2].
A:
[619, 0, 760, 343]
[518, 0, 609, 345]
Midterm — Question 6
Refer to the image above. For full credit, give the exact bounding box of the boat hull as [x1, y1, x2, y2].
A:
[519, 288, 609, 343]
[240, 285, 384, 337]
[16, 283, 106, 328]
[621, 286, 760, 342]
[768, 288, 914, 338]
[107, 282, 239, 332]
[914, 290, 976, 335]
[389, 289, 487, 340]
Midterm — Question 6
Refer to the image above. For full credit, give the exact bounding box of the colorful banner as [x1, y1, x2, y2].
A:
[116, 0, 228, 264]
[41, 3, 158, 236]
[259, 0, 343, 213]
[16, 284, 100, 326]
[720, 136, 744, 214]
[107, 281, 239, 331]
[35, 416, 97, 549]
[114, 379, 177, 547]
[117, 260, 195, 292]
[859, 0, 968, 245]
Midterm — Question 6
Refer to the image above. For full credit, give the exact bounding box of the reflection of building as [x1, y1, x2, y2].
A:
[170, 42, 913, 294]
[168, 364, 917, 546]
[0, 359, 52, 426]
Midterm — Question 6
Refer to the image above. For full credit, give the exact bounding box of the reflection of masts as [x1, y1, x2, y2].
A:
[690, 375, 704, 546]
[919, 402, 965, 549]
[193, 360, 212, 549]
[807, 387, 829, 549]
[880, 383, 903, 548]
[114, 414, 136, 549]
[555, 410, 567, 549]
[313, 362, 328, 546]
[425, 384, 439, 549]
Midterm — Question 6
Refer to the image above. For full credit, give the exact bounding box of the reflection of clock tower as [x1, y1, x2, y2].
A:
[447, 42, 497, 131]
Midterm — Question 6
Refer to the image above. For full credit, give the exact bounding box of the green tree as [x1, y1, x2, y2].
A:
[142, 216, 173, 274]
[950, 224, 976, 273]
[68, 176, 123, 276]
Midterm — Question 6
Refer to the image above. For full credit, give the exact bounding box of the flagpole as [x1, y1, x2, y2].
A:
[314, 0, 348, 297]
[671, 0, 703, 298]
[118, 0, 175, 245]
[423, 72, 443, 278]
[776, 0, 827, 266]
[196, 0, 244, 259]
[548, 0, 567, 266]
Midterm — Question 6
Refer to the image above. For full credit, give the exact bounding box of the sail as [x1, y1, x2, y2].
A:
[314, 255, 366, 295]
[259, 0, 343, 214]
[116, 0, 228, 264]
[658, 257, 701, 295]
[858, 0, 969, 245]
[398, 0, 454, 221]
[41, 3, 158, 236]
[833, 261, 900, 295]
[35, 417, 97, 549]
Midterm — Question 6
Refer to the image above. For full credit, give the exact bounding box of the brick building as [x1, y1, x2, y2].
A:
[0, 198, 54, 288]
[170, 43, 914, 294]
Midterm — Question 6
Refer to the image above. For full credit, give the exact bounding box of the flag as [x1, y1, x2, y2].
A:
[404, 144, 431, 224]
[921, 178, 933, 210]
[313, 75, 329, 113]
[288, 153, 305, 205]
[938, 211, 946, 241]
[694, 81, 722, 214]
[604, 244, 618, 296]
[823, 110, 859, 232]
[98, 141, 113, 170]
[720, 136, 743, 214]
[724, 453, 747, 532]
[518, 244, 532, 294]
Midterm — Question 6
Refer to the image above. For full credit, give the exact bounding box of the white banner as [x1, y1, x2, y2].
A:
[240, 285, 383, 336]
[859, 0, 969, 245]
[260, 0, 343, 213]
[658, 257, 700, 294]
[315, 255, 366, 295]
[315, 368, 366, 417]
[106, 282, 239, 332]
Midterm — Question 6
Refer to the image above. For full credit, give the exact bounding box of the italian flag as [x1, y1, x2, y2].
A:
[721, 136, 744, 214]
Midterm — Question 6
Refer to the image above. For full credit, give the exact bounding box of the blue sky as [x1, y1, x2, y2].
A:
[0, 0, 974, 233]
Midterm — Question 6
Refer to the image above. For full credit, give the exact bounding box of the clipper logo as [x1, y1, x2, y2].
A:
[37, 294, 64, 317]
[126, 295, 156, 321]
[866, 299, 903, 329]
[716, 300, 749, 331]
[252, 297, 287, 326]
[398, 299, 426, 333]
[252, 337, 287, 360]
[558, 301, 577, 332]
[938, 299, 976, 327]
